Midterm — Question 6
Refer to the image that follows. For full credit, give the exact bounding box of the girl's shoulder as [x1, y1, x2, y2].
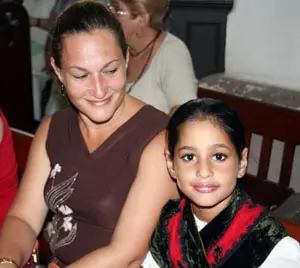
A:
[261, 236, 300, 267]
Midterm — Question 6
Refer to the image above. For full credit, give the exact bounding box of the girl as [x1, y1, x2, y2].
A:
[144, 98, 300, 267]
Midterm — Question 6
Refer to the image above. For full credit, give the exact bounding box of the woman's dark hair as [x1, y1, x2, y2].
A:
[167, 98, 246, 160]
[48, 1, 127, 68]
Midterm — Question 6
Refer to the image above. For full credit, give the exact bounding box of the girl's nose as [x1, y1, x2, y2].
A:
[196, 160, 213, 179]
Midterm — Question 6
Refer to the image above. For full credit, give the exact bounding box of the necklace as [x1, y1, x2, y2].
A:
[127, 31, 162, 94]
[129, 30, 161, 57]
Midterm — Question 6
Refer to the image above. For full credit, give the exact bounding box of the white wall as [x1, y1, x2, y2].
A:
[225, 0, 300, 91]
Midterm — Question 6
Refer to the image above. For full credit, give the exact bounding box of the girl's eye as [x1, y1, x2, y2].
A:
[213, 153, 227, 161]
[104, 68, 118, 75]
[182, 154, 196, 162]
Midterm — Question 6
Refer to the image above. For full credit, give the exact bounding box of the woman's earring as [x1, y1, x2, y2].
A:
[59, 83, 66, 97]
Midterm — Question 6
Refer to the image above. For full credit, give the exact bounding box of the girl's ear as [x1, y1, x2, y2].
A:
[237, 148, 248, 178]
[50, 57, 64, 84]
[165, 150, 177, 179]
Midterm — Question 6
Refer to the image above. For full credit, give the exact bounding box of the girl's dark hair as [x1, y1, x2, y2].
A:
[167, 98, 246, 160]
[48, 1, 127, 68]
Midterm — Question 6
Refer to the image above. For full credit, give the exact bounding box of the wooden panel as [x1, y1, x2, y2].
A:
[186, 22, 223, 79]
[280, 144, 295, 187]
[241, 174, 293, 207]
[169, 0, 233, 79]
[257, 136, 272, 180]
[245, 131, 251, 148]
[279, 219, 300, 241]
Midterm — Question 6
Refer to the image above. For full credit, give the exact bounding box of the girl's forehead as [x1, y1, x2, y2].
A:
[176, 119, 232, 145]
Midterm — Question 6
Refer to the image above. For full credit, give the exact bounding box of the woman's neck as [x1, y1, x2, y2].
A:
[78, 95, 127, 135]
[129, 28, 160, 56]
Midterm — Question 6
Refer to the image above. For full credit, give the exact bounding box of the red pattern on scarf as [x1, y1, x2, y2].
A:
[168, 199, 188, 268]
[207, 199, 264, 264]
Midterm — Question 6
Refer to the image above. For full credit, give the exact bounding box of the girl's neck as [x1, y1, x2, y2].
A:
[191, 193, 233, 223]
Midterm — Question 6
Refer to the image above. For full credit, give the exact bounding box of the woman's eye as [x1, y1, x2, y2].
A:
[73, 74, 88, 79]
[104, 68, 118, 75]
[182, 154, 195, 162]
[213, 153, 227, 161]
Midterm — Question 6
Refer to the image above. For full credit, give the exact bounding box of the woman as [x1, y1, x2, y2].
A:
[0, 110, 18, 229]
[144, 98, 300, 267]
[0, 2, 177, 267]
[109, 0, 197, 114]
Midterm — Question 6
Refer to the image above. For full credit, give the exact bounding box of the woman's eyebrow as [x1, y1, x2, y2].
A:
[67, 60, 119, 71]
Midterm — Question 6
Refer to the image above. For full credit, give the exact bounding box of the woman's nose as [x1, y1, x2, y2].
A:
[91, 75, 108, 98]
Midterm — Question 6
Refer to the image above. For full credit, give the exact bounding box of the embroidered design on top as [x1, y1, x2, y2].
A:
[46, 163, 78, 252]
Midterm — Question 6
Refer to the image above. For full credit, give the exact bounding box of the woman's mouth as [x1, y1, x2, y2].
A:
[194, 184, 219, 193]
[87, 96, 112, 106]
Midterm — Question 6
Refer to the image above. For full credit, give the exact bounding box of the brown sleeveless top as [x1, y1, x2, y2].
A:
[44, 105, 168, 265]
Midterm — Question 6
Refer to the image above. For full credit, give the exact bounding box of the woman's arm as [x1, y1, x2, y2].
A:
[0, 117, 52, 267]
[67, 131, 179, 268]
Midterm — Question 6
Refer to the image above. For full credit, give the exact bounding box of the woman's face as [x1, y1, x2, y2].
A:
[167, 119, 248, 221]
[52, 29, 128, 124]
[111, 1, 141, 44]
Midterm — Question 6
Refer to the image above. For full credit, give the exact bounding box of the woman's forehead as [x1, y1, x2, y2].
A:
[62, 29, 119, 50]
[60, 30, 123, 64]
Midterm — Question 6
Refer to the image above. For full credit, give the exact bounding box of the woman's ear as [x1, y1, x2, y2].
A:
[50, 57, 64, 84]
[165, 150, 177, 179]
[237, 148, 248, 178]
[125, 48, 130, 69]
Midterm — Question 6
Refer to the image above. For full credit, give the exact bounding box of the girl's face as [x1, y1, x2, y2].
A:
[51, 29, 128, 124]
[166, 119, 248, 221]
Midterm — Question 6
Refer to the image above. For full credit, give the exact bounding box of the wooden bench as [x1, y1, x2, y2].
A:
[197, 87, 300, 240]
[11, 128, 33, 174]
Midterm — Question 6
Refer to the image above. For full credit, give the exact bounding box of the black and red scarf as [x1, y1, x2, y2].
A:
[150, 183, 287, 268]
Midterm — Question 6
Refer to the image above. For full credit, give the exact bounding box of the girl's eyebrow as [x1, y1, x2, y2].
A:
[210, 143, 231, 150]
[177, 144, 231, 152]
[177, 146, 196, 152]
